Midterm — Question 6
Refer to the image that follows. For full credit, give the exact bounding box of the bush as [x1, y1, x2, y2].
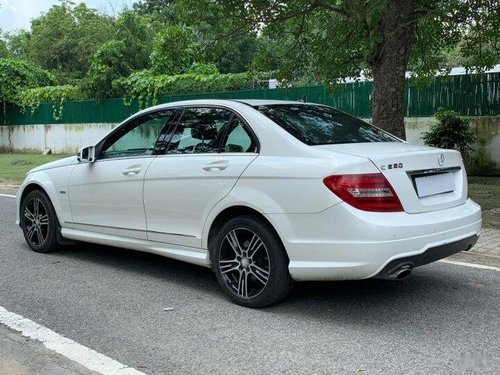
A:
[0, 58, 54, 106]
[422, 108, 475, 154]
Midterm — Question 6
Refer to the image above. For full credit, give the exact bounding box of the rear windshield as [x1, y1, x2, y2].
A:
[255, 104, 398, 145]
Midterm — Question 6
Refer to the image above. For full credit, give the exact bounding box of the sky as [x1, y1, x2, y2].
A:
[0, 0, 135, 33]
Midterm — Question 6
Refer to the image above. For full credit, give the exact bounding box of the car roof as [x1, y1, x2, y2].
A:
[136, 99, 313, 114]
[233, 99, 309, 106]
[127, 99, 327, 125]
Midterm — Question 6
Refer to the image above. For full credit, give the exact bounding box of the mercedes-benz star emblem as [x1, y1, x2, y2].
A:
[438, 153, 445, 166]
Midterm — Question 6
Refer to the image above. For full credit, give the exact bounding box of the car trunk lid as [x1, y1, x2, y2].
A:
[314, 142, 467, 213]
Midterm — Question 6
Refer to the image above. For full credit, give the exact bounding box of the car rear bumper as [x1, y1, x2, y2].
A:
[265, 199, 482, 281]
[373, 234, 478, 279]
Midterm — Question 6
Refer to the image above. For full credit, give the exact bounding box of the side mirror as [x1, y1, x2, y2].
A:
[77, 145, 96, 163]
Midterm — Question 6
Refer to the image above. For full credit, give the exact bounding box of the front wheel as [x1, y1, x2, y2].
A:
[20, 190, 60, 253]
[213, 215, 293, 308]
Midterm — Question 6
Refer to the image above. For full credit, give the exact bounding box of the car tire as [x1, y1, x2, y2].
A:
[213, 215, 293, 308]
[20, 190, 60, 253]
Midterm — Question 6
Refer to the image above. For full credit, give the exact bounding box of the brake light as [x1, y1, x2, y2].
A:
[323, 173, 403, 212]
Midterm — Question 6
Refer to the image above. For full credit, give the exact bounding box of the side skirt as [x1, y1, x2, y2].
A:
[60, 228, 211, 268]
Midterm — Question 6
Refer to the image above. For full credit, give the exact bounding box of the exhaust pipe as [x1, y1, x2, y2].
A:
[391, 266, 412, 280]
[379, 264, 413, 280]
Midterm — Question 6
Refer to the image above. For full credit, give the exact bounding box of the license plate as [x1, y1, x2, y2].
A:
[414, 172, 455, 198]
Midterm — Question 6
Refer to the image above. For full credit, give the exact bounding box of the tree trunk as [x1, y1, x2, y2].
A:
[370, 0, 417, 140]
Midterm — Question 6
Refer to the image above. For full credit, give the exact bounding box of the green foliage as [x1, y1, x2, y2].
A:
[25, 2, 114, 82]
[0, 58, 53, 106]
[214, 0, 499, 137]
[18, 85, 82, 121]
[3, 30, 30, 59]
[113, 11, 155, 70]
[133, 0, 179, 23]
[158, 0, 259, 73]
[150, 25, 197, 75]
[0, 38, 9, 58]
[188, 62, 219, 75]
[409, 0, 499, 77]
[217, 0, 499, 81]
[82, 11, 155, 99]
[115, 70, 272, 108]
[422, 108, 476, 154]
[82, 41, 131, 99]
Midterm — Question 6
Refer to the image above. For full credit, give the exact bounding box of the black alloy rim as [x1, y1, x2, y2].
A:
[218, 228, 270, 299]
[23, 198, 49, 246]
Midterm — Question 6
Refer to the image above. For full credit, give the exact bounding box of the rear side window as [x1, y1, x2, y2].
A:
[166, 107, 232, 154]
[222, 117, 257, 153]
[256, 104, 398, 145]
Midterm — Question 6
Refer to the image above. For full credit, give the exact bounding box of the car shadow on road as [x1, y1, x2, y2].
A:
[40, 241, 492, 327]
[41, 241, 223, 299]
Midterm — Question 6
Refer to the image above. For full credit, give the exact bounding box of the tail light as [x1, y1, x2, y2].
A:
[323, 173, 403, 212]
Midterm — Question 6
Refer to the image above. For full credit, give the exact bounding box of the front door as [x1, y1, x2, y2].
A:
[68, 109, 179, 239]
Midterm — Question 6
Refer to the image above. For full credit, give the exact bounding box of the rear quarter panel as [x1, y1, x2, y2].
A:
[201, 153, 379, 248]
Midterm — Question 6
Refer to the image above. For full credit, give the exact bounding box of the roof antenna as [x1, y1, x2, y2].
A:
[297, 95, 307, 103]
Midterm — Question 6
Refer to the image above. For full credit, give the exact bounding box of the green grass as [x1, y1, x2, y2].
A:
[0, 153, 69, 184]
[468, 176, 500, 229]
[0, 153, 498, 227]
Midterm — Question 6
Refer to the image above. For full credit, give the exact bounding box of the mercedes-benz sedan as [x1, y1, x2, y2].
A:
[17, 100, 481, 307]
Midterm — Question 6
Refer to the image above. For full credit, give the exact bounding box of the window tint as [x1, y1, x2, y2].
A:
[256, 104, 398, 145]
[166, 107, 232, 154]
[101, 110, 177, 159]
[222, 118, 257, 153]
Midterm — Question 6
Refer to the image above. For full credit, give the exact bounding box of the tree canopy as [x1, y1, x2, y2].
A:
[22, 1, 114, 82]
[212, 0, 499, 137]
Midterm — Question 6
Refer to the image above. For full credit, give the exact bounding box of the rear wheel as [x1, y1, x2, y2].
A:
[213, 215, 293, 308]
[21, 190, 60, 253]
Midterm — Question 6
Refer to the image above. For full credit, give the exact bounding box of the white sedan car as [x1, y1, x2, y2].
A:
[17, 100, 481, 307]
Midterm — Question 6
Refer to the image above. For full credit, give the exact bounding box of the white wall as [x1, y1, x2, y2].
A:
[0, 123, 117, 154]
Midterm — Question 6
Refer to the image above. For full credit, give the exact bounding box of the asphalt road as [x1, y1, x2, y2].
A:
[1, 195, 499, 374]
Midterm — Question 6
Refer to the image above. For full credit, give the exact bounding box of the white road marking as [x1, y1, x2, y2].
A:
[439, 259, 500, 272]
[0, 306, 146, 375]
[0, 194, 16, 198]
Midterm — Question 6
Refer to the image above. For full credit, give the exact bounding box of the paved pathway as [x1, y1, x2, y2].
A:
[473, 228, 500, 257]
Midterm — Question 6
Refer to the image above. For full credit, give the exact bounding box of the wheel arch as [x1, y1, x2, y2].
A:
[205, 205, 288, 262]
[17, 176, 66, 228]
[19, 182, 45, 205]
[19, 182, 60, 221]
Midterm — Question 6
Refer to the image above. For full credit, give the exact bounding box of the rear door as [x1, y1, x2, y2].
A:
[144, 106, 258, 248]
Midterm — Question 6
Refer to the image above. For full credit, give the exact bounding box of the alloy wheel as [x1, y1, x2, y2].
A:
[23, 197, 50, 247]
[218, 228, 270, 299]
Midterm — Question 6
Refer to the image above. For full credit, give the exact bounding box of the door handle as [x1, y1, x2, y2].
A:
[122, 167, 141, 175]
[202, 161, 229, 171]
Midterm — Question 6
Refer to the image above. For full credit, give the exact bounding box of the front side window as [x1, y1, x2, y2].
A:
[100, 110, 177, 159]
[256, 104, 398, 145]
[166, 107, 232, 154]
